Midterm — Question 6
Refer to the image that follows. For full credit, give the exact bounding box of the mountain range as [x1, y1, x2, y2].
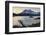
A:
[13, 9, 40, 16]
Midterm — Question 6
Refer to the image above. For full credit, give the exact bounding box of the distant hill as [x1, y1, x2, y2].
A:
[13, 9, 40, 16]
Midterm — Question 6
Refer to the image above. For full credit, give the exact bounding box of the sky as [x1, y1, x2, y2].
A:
[13, 7, 40, 14]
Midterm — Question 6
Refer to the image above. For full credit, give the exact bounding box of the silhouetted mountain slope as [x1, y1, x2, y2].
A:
[13, 9, 40, 16]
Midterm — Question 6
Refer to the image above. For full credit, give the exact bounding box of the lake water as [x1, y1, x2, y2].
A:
[13, 16, 40, 27]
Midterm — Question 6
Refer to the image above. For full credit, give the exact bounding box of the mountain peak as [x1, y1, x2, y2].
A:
[22, 9, 33, 13]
